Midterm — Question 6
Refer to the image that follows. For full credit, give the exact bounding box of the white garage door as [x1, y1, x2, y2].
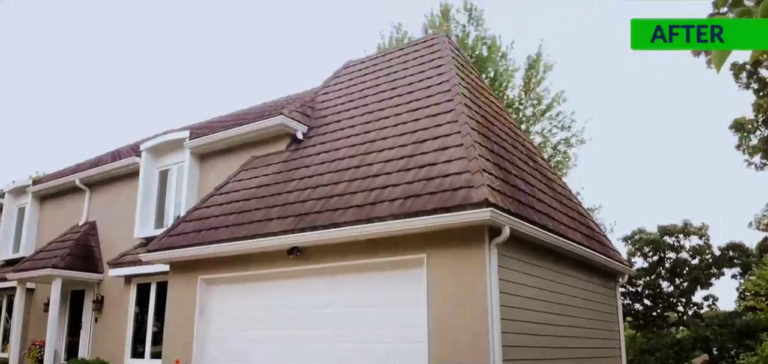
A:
[193, 257, 428, 364]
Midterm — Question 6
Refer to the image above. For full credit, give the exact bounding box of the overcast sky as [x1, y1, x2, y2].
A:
[1, 0, 765, 308]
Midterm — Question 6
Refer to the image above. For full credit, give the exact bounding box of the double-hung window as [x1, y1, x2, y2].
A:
[0, 292, 14, 357]
[153, 164, 184, 230]
[127, 280, 167, 363]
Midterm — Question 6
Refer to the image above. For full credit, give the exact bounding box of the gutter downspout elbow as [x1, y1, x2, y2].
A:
[75, 178, 90, 226]
[488, 225, 511, 364]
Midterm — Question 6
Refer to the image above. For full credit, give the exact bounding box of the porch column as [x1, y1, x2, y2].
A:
[43, 277, 63, 364]
[8, 282, 28, 364]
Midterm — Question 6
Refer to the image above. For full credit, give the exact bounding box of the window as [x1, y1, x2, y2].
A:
[128, 280, 167, 363]
[12, 205, 25, 255]
[153, 164, 184, 230]
[0, 292, 14, 357]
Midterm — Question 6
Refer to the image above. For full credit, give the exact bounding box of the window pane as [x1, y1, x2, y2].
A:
[12, 206, 25, 254]
[154, 169, 170, 229]
[130, 283, 151, 359]
[1, 295, 13, 354]
[172, 164, 184, 222]
[150, 281, 168, 359]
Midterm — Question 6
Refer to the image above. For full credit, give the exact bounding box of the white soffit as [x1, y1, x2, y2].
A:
[28, 157, 141, 196]
[185, 115, 308, 155]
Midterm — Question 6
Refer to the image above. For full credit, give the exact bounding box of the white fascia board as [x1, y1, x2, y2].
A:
[141, 209, 492, 263]
[140, 130, 190, 151]
[184, 115, 308, 155]
[108, 264, 169, 277]
[486, 209, 635, 275]
[139, 207, 634, 275]
[3, 179, 31, 193]
[0, 281, 35, 289]
[28, 157, 141, 195]
[6, 269, 103, 282]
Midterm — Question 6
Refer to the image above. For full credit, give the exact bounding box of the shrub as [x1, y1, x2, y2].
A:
[67, 359, 109, 364]
[24, 340, 44, 364]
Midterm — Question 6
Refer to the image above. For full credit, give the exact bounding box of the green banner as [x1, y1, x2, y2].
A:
[631, 18, 768, 50]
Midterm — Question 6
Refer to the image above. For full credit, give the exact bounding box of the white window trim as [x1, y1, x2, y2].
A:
[152, 162, 184, 234]
[0, 292, 15, 358]
[11, 203, 27, 256]
[124, 277, 167, 364]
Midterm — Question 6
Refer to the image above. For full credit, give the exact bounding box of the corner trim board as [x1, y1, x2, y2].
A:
[140, 208, 634, 275]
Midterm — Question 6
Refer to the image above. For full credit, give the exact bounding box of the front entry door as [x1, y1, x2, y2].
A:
[62, 289, 85, 361]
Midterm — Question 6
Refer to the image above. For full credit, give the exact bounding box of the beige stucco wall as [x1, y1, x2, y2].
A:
[17, 138, 295, 361]
[163, 226, 491, 364]
[197, 136, 292, 199]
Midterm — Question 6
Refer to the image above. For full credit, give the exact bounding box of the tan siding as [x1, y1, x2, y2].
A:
[164, 227, 491, 364]
[498, 240, 621, 363]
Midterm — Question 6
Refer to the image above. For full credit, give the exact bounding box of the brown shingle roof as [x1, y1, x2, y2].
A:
[12, 222, 103, 274]
[35, 88, 318, 185]
[145, 35, 623, 263]
[107, 241, 149, 268]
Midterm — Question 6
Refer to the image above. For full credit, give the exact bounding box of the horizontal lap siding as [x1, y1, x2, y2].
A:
[498, 241, 621, 363]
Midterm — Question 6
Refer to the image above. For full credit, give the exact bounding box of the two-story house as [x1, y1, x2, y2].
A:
[0, 35, 632, 364]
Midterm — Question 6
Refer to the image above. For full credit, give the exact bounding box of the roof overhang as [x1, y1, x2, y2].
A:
[140, 130, 190, 151]
[108, 264, 169, 277]
[3, 179, 32, 194]
[140, 208, 634, 275]
[28, 157, 141, 196]
[184, 115, 308, 155]
[6, 269, 103, 283]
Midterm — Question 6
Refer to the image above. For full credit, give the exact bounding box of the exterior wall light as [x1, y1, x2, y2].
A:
[92, 294, 104, 313]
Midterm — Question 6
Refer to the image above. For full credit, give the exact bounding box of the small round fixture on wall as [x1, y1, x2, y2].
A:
[286, 246, 302, 258]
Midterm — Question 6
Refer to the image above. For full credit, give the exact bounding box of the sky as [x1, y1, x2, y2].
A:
[0, 0, 765, 308]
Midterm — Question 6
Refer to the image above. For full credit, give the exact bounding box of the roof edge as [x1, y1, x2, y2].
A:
[140, 208, 632, 275]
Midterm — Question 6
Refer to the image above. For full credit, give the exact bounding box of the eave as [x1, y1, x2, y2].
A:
[140, 208, 634, 275]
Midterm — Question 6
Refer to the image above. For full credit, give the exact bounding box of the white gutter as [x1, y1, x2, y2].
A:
[75, 179, 90, 225]
[184, 115, 308, 155]
[140, 208, 634, 275]
[108, 264, 169, 277]
[487, 225, 510, 364]
[617, 274, 629, 364]
[28, 157, 140, 195]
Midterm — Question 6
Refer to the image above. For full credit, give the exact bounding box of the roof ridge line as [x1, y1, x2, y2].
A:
[51, 222, 95, 270]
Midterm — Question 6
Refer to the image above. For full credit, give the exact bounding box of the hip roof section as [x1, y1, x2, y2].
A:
[12, 221, 103, 274]
[144, 35, 623, 263]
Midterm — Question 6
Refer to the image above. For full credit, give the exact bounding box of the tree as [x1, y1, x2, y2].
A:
[694, 1, 768, 233]
[622, 221, 722, 332]
[739, 256, 768, 314]
[377, 0, 585, 178]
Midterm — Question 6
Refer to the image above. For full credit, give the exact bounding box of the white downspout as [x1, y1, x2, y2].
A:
[75, 178, 90, 225]
[617, 274, 628, 364]
[488, 225, 510, 364]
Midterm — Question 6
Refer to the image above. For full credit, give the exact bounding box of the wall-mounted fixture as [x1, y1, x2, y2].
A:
[286, 246, 302, 258]
[43, 297, 50, 313]
[92, 294, 104, 313]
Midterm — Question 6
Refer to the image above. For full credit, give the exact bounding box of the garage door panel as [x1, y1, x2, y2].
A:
[194, 257, 427, 364]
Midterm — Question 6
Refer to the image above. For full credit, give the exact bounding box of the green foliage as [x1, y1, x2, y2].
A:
[739, 335, 768, 364]
[719, 240, 767, 280]
[377, 0, 585, 177]
[740, 257, 768, 314]
[622, 221, 722, 332]
[690, 310, 768, 363]
[626, 327, 696, 364]
[749, 203, 768, 232]
[66, 358, 109, 364]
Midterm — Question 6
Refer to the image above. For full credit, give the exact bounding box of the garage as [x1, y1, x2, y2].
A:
[192, 256, 428, 364]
